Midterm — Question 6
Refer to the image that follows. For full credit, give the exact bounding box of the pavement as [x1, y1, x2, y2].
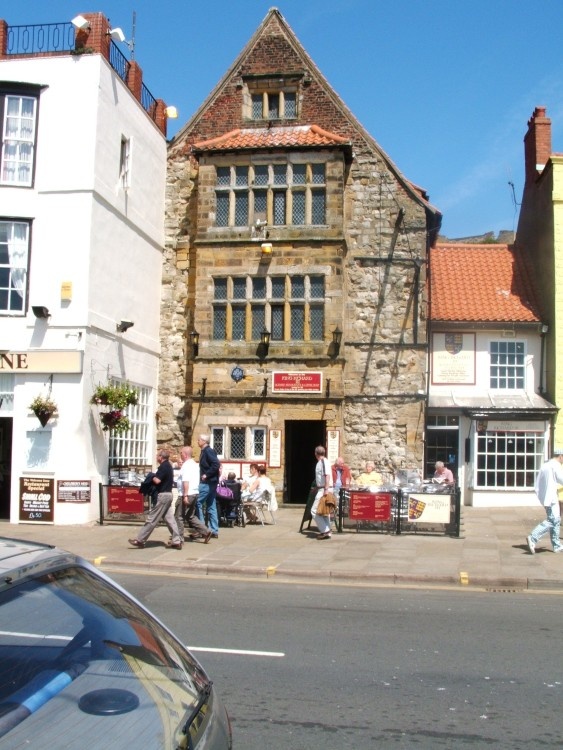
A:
[1, 505, 563, 591]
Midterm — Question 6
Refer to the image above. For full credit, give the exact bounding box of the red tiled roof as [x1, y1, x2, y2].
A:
[430, 243, 541, 322]
[193, 124, 351, 152]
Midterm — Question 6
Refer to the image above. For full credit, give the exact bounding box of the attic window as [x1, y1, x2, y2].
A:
[246, 90, 297, 121]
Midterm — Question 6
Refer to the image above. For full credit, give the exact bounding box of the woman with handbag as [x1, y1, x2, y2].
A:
[311, 445, 333, 539]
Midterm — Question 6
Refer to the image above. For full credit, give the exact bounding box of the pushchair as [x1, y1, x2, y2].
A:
[216, 480, 244, 527]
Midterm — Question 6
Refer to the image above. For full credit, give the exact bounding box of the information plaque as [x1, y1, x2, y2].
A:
[349, 491, 392, 521]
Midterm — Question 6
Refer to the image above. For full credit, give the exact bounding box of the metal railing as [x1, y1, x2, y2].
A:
[108, 40, 130, 84]
[7, 22, 76, 55]
[141, 82, 157, 121]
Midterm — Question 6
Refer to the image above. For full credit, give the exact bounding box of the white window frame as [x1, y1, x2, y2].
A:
[474, 429, 543, 489]
[489, 340, 526, 389]
[108, 383, 151, 467]
[119, 136, 131, 190]
[1, 94, 37, 187]
[0, 219, 30, 315]
[210, 426, 267, 461]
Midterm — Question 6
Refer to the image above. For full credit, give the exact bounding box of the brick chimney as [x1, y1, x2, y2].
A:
[524, 106, 551, 185]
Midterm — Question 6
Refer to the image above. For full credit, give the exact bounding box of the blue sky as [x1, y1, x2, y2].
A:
[6, 0, 563, 238]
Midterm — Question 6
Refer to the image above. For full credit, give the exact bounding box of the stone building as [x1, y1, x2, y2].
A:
[162, 8, 441, 503]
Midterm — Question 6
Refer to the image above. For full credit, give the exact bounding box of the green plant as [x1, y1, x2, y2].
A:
[90, 382, 139, 409]
[100, 410, 131, 434]
[29, 394, 58, 426]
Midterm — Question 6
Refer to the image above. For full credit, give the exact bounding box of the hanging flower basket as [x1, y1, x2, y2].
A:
[29, 395, 58, 427]
[100, 410, 131, 434]
[90, 382, 139, 409]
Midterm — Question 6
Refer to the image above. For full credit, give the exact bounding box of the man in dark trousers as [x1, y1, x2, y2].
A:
[128, 449, 183, 549]
[196, 434, 221, 538]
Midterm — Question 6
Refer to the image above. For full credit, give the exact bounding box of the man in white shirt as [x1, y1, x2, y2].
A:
[527, 448, 563, 554]
[177, 445, 212, 544]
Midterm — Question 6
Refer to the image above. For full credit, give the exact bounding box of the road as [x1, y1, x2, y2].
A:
[112, 573, 563, 749]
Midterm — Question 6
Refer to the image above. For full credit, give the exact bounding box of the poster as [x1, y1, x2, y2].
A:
[432, 332, 476, 384]
[407, 493, 451, 523]
[269, 430, 281, 467]
[20, 476, 54, 522]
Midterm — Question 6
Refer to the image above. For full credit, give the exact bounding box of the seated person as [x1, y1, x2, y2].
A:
[433, 461, 454, 485]
[216, 471, 241, 525]
[241, 463, 260, 496]
[243, 465, 271, 522]
[355, 461, 383, 487]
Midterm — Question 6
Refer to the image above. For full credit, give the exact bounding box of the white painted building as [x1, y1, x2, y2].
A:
[428, 243, 557, 507]
[0, 12, 168, 523]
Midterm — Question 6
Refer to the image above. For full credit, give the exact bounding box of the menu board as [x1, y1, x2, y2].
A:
[57, 480, 91, 503]
[19, 476, 54, 522]
[349, 491, 392, 521]
[107, 486, 144, 514]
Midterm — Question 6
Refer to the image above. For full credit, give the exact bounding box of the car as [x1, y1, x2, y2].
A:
[0, 537, 232, 748]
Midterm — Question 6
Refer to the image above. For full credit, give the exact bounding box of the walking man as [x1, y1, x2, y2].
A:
[129, 449, 183, 549]
[527, 448, 563, 554]
[177, 445, 212, 543]
[196, 434, 221, 538]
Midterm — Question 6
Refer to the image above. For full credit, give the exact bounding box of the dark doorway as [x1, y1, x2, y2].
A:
[0, 418, 12, 519]
[285, 419, 326, 504]
[425, 428, 459, 481]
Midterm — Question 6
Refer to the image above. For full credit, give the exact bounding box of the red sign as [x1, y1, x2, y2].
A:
[272, 371, 322, 393]
[349, 491, 392, 521]
[107, 487, 144, 514]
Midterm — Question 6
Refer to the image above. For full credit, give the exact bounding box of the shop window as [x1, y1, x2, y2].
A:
[475, 430, 543, 489]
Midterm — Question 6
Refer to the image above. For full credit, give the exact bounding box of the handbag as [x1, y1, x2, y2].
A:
[317, 492, 337, 515]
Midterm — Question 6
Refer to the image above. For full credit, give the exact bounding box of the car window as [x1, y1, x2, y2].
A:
[0, 565, 209, 747]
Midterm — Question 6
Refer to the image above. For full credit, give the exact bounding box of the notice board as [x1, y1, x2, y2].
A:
[349, 491, 392, 522]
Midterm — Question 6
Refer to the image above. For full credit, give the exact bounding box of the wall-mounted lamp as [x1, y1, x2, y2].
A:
[198, 378, 207, 398]
[190, 330, 200, 357]
[329, 326, 342, 357]
[541, 323, 549, 334]
[116, 319, 134, 333]
[261, 242, 273, 258]
[164, 106, 178, 119]
[258, 328, 271, 358]
[107, 27, 134, 51]
[71, 14, 90, 30]
[32, 306, 50, 319]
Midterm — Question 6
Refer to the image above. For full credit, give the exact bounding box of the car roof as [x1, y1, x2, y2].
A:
[0, 537, 77, 581]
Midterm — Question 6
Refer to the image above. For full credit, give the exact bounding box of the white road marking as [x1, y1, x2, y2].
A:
[188, 646, 285, 657]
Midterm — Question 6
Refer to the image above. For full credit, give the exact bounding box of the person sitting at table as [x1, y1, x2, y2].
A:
[433, 461, 454, 485]
[355, 461, 382, 487]
[243, 465, 271, 523]
[332, 456, 351, 494]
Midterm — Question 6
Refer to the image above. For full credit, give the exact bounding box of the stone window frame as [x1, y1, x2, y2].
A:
[212, 273, 325, 342]
[211, 425, 266, 460]
[242, 76, 301, 122]
[214, 161, 326, 228]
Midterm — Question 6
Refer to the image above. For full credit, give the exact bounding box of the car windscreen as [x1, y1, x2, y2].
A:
[0, 565, 210, 748]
